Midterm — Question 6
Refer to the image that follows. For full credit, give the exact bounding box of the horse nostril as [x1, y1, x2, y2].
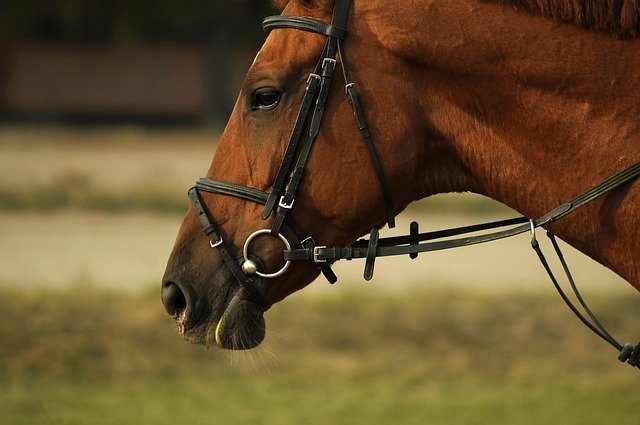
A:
[161, 281, 188, 318]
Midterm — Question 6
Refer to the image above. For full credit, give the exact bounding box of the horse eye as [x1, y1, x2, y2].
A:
[252, 89, 281, 110]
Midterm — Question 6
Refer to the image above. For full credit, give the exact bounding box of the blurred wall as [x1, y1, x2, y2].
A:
[0, 0, 274, 123]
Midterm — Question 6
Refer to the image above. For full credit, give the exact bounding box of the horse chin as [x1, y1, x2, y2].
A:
[211, 289, 266, 350]
[180, 286, 265, 350]
[169, 267, 266, 350]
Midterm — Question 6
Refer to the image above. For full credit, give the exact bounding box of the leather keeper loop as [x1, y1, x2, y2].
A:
[203, 224, 217, 236]
[363, 228, 379, 281]
[409, 221, 419, 259]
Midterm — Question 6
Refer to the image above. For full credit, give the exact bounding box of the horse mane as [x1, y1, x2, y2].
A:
[496, 0, 640, 38]
[272, 0, 640, 39]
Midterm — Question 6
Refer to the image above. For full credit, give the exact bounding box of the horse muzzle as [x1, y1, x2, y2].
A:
[161, 268, 267, 350]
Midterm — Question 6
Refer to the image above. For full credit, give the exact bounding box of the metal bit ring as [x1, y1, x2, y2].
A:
[242, 229, 292, 278]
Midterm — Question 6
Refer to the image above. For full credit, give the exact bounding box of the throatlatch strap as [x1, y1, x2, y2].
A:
[338, 40, 396, 228]
[261, 0, 398, 232]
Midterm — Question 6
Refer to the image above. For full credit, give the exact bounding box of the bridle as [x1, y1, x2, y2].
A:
[188, 0, 640, 369]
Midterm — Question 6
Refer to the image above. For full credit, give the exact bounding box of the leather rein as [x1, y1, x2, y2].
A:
[188, 0, 640, 369]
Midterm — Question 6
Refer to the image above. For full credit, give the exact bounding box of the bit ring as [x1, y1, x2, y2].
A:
[242, 229, 291, 278]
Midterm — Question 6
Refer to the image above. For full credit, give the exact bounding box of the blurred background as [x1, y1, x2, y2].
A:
[0, 1, 638, 424]
[0, 0, 272, 123]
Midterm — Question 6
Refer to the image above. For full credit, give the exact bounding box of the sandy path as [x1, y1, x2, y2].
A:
[0, 125, 216, 192]
[0, 124, 634, 297]
[0, 210, 632, 297]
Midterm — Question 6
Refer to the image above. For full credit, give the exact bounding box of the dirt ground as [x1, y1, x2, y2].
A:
[0, 209, 630, 296]
[0, 125, 216, 193]
[0, 124, 633, 297]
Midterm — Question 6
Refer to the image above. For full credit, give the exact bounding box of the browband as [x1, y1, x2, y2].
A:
[263, 15, 346, 39]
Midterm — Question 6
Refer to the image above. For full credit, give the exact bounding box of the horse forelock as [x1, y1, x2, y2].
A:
[271, 0, 332, 13]
[494, 0, 640, 38]
[271, 0, 289, 12]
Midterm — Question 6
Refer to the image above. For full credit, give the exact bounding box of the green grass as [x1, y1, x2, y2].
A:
[0, 287, 638, 424]
[406, 193, 514, 216]
[4, 377, 638, 425]
[0, 123, 513, 216]
[0, 182, 511, 216]
[0, 182, 514, 216]
[0, 172, 511, 216]
[0, 179, 188, 214]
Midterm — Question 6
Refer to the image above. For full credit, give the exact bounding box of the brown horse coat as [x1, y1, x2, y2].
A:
[164, 0, 640, 348]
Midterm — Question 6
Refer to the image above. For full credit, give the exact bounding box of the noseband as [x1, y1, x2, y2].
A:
[188, 0, 640, 369]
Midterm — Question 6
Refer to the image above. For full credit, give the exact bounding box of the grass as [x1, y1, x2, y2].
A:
[0, 178, 509, 216]
[0, 174, 188, 215]
[0, 286, 638, 424]
[0, 124, 636, 423]
[0, 122, 512, 216]
[406, 193, 514, 216]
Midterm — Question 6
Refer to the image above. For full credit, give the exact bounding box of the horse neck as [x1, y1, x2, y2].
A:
[359, 0, 640, 287]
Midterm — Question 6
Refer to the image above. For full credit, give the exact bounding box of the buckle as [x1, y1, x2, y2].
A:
[344, 82, 355, 95]
[307, 73, 321, 84]
[313, 246, 327, 263]
[209, 237, 224, 248]
[278, 196, 295, 210]
[322, 57, 337, 69]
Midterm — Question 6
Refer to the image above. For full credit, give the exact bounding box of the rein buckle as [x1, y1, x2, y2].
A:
[313, 246, 327, 263]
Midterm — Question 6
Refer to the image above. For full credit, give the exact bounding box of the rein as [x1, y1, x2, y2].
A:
[188, 0, 640, 369]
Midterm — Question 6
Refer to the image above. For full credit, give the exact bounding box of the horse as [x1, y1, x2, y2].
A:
[162, 0, 640, 355]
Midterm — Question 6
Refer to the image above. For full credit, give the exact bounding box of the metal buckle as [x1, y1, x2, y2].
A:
[313, 246, 327, 263]
[210, 237, 224, 248]
[345, 82, 355, 95]
[323, 57, 336, 66]
[307, 73, 320, 84]
[278, 196, 294, 210]
[322, 57, 336, 71]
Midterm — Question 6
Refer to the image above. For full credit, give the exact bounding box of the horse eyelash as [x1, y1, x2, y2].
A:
[250, 89, 282, 111]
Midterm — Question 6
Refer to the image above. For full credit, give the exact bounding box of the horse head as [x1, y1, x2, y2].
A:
[161, 0, 436, 349]
[162, 0, 640, 351]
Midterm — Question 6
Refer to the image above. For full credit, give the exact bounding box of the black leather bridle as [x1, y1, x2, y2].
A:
[187, 0, 640, 369]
